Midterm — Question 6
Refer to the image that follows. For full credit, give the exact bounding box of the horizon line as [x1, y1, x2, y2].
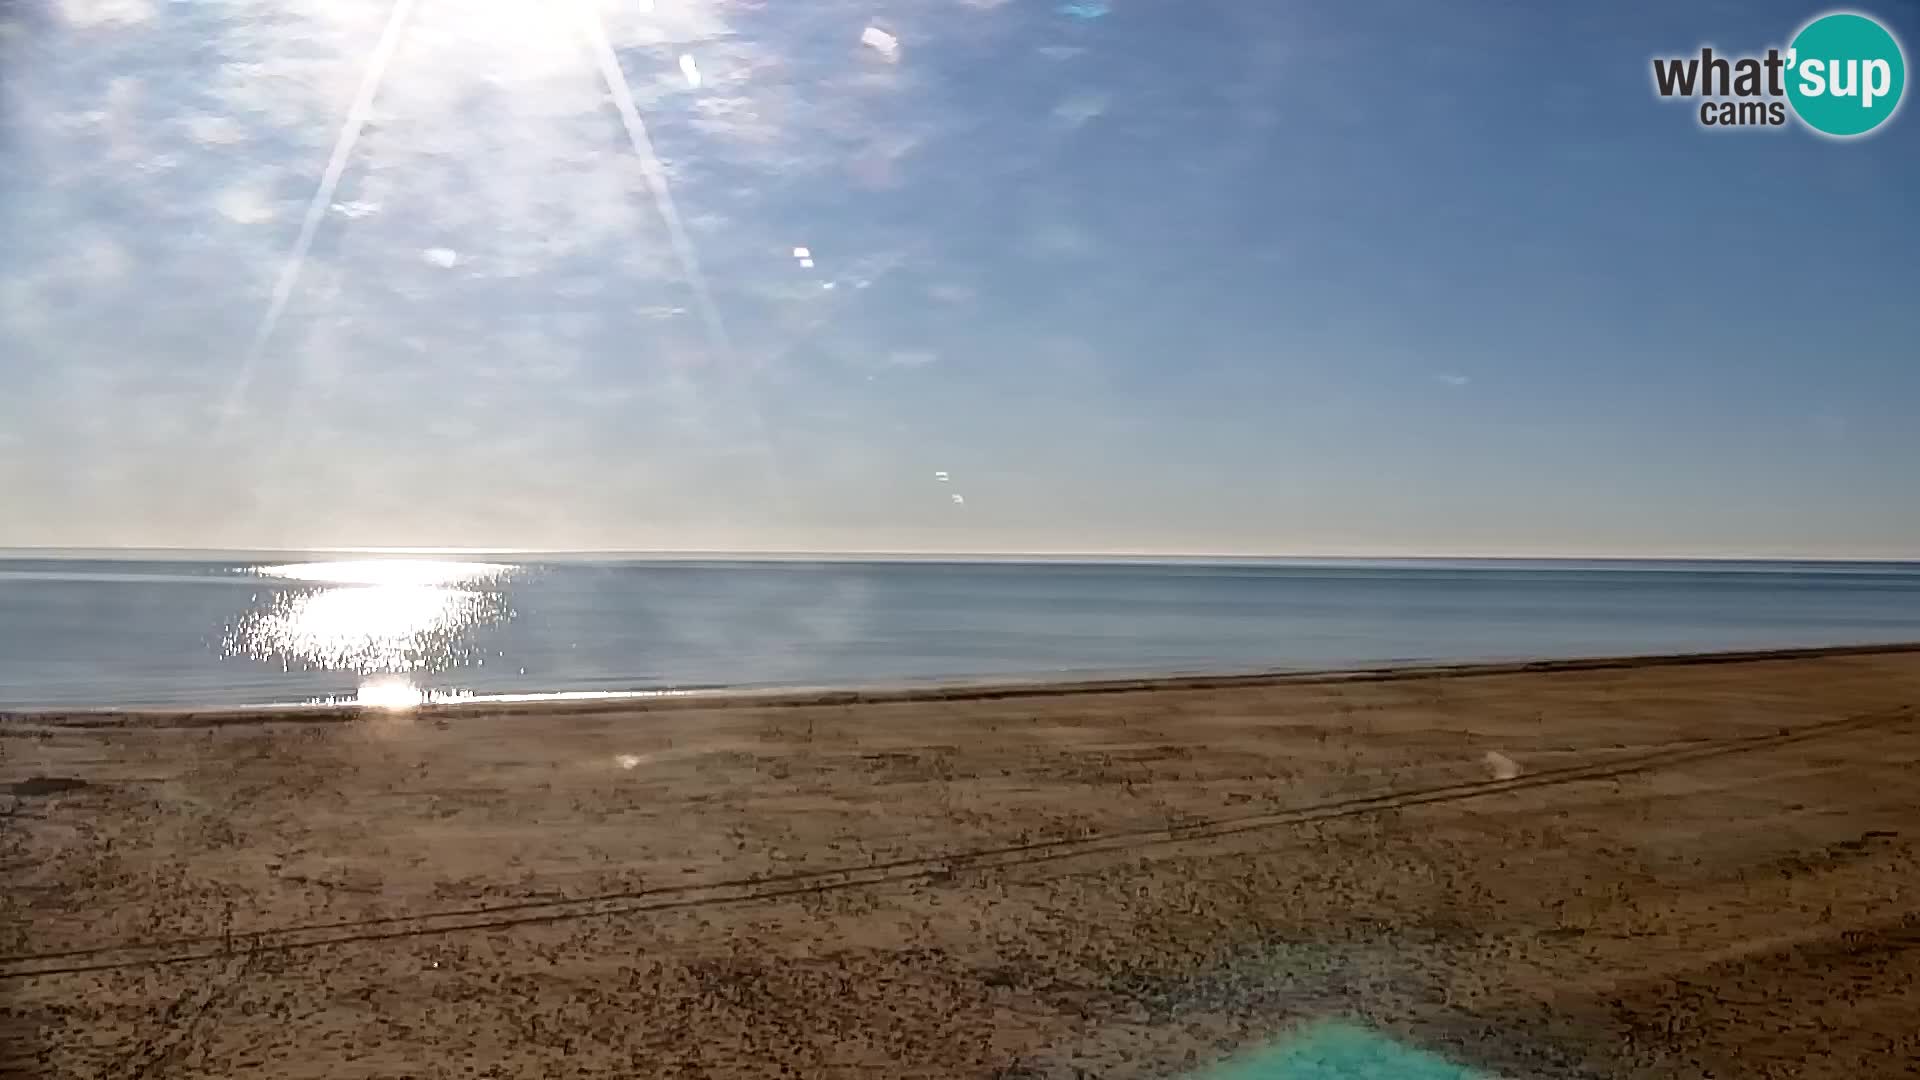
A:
[2, 545, 1918, 564]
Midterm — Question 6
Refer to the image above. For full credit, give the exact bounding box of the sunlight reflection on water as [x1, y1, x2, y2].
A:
[253, 560, 514, 587]
[221, 561, 518, 692]
[351, 675, 430, 710]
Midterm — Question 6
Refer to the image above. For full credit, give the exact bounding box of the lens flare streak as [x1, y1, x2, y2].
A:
[219, 0, 422, 420]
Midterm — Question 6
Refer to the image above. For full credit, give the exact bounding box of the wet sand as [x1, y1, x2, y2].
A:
[5, 646, 1920, 1078]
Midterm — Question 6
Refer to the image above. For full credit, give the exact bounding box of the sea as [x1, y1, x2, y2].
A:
[2, 554, 1919, 710]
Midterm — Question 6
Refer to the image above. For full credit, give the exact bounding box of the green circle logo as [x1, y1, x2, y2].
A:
[1786, 12, 1907, 137]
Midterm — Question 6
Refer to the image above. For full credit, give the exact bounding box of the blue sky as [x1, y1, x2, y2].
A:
[1, 0, 1915, 556]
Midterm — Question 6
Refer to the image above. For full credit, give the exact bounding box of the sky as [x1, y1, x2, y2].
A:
[1, 0, 1916, 557]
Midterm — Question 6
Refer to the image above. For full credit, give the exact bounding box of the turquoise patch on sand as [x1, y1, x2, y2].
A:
[1193, 1022, 1483, 1080]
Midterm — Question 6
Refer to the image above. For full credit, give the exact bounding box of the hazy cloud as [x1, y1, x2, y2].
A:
[215, 187, 278, 225]
[1052, 92, 1109, 128]
[859, 26, 901, 63]
[58, 0, 153, 30]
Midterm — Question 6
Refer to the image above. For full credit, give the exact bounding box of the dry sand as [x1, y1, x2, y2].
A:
[5, 646, 1920, 1079]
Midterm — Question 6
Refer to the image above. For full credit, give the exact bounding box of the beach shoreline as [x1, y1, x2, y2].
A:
[6, 646, 1920, 1077]
[6, 640, 1920, 728]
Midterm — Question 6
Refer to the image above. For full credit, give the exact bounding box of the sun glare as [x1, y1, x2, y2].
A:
[449, 0, 582, 75]
[254, 560, 514, 587]
[355, 676, 427, 710]
[226, 561, 517, 676]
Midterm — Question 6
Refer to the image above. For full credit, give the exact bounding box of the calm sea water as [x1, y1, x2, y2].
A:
[1, 555, 1919, 709]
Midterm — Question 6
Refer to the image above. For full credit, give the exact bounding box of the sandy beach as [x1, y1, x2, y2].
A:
[5, 646, 1920, 1078]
